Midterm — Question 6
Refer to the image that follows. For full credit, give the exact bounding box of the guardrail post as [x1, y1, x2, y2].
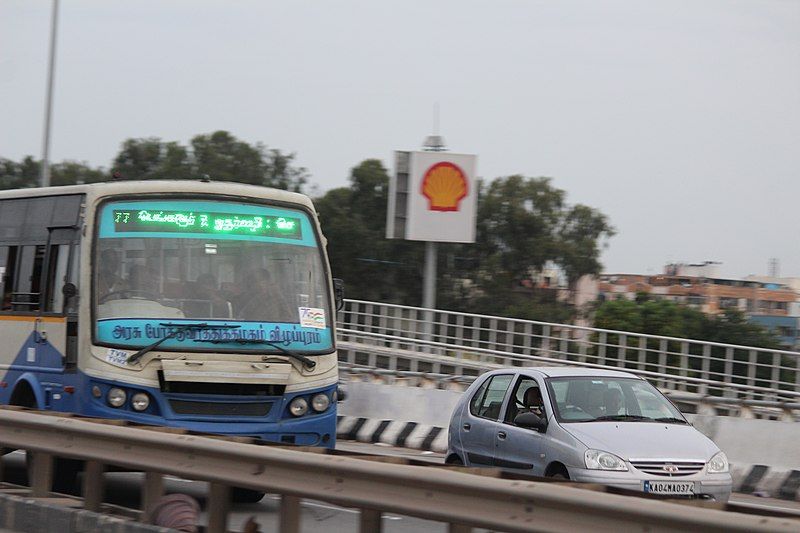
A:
[448, 524, 472, 533]
[747, 350, 757, 399]
[142, 471, 164, 518]
[279, 494, 301, 533]
[541, 325, 551, 357]
[618, 334, 627, 367]
[771, 352, 781, 400]
[82, 460, 105, 512]
[700, 344, 711, 395]
[679, 342, 689, 391]
[359, 508, 382, 533]
[637, 336, 646, 371]
[29, 451, 54, 497]
[723, 347, 734, 398]
[597, 331, 606, 364]
[207, 483, 230, 533]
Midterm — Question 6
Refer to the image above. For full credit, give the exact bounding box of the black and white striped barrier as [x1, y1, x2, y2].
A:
[734, 464, 800, 501]
[337, 416, 448, 453]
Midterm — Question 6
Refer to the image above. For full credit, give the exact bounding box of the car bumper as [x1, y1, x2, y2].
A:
[569, 468, 732, 502]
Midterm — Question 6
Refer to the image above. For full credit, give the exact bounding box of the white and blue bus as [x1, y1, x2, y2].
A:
[0, 180, 340, 449]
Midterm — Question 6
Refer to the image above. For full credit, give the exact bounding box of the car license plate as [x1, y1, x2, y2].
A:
[643, 480, 695, 495]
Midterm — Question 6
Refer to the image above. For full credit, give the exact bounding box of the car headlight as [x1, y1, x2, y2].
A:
[131, 392, 150, 412]
[107, 387, 127, 408]
[311, 393, 330, 413]
[585, 449, 628, 471]
[289, 397, 308, 417]
[707, 451, 729, 474]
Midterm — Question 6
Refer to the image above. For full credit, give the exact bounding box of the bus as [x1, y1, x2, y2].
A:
[0, 180, 340, 456]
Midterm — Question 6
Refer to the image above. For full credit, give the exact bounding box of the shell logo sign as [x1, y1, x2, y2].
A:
[420, 162, 468, 212]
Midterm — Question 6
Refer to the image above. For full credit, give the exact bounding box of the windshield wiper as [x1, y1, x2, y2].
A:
[126, 323, 240, 364]
[593, 414, 653, 422]
[193, 338, 316, 370]
[654, 417, 689, 425]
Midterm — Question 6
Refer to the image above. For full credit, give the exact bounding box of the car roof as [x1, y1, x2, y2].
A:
[486, 366, 642, 379]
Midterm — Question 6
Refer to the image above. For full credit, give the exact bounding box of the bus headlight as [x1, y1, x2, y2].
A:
[311, 393, 330, 412]
[131, 392, 150, 412]
[289, 397, 308, 417]
[107, 388, 127, 408]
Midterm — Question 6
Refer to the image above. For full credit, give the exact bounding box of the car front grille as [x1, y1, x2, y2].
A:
[630, 460, 705, 477]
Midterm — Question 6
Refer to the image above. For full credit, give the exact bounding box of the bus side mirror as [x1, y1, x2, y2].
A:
[62, 282, 77, 299]
[333, 278, 345, 311]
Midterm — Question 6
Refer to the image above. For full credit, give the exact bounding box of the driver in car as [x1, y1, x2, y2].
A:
[521, 387, 545, 417]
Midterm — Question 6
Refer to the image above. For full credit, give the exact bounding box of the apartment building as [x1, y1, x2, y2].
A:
[597, 262, 800, 348]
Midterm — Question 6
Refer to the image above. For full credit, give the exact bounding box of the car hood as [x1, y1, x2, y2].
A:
[561, 422, 720, 461]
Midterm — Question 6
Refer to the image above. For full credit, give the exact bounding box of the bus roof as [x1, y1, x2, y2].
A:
[0, 180, 316, 211]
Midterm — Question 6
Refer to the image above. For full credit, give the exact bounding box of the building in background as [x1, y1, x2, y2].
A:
[598, 262, 800, 349]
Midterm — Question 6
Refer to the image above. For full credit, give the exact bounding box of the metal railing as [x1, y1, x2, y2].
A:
[1, 408, 798, 533]
[337, 299, 800, 403]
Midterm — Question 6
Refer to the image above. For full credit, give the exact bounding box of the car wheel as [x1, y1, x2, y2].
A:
[548, 465, 570, 480]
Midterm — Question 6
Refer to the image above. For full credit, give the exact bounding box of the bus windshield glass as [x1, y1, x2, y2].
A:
[94, 199, 333, 353]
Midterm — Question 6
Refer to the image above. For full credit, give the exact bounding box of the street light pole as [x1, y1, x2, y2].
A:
[40, 0, 60, 188]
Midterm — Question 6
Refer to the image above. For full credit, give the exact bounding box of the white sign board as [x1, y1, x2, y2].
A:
[387, 151, 477, 243]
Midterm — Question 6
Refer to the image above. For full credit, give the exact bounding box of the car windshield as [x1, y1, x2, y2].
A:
[545, 376, 685, 423]
[94, 199, 333, 354]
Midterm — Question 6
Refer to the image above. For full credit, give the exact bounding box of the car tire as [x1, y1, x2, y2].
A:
[548, 466, 570, 480]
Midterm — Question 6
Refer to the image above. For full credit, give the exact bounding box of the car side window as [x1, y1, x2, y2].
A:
[469, 374, 513, 420]
[503, 377, 543, 424]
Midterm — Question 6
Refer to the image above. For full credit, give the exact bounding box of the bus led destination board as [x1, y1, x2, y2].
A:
[113, 209, 302, 239]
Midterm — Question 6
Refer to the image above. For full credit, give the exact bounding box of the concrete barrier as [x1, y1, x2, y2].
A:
[337, 382, 800, 500]
[0, 493, 172, 533]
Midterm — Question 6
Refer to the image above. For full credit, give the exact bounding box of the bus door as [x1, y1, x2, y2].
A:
[39, 225, 81, 372]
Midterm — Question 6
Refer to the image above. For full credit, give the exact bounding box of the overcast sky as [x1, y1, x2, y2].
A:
[2, 1, 798, 279]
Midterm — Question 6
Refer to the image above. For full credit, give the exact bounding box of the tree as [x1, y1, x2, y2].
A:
[437, 175, 614, 321]
[315, 159, 423, 304]
[50, 161, 106, 186]
[594, 299, 780, 348]
[110, 131, 308, 191]
[190, 131, 266, 184]
[557, 204, 615, 288]
[0, 156, 41, 190]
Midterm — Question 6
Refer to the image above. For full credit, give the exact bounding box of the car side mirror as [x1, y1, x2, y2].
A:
[514, 412, 548, 432]
[333, 278, 345, 311]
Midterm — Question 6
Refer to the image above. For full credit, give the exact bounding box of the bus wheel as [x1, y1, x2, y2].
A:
[232, 487, 266, 504]
[25, 454, 84, 495]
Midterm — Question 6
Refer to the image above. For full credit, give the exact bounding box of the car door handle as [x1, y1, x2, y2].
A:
[463, 423, 471, 431]
[497, 431, 507, 440]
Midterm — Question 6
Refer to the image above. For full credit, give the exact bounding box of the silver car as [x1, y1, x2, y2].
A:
[447, 367, 732, 501]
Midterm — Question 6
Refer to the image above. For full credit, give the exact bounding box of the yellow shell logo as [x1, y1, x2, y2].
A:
[421, 162, 468, 212]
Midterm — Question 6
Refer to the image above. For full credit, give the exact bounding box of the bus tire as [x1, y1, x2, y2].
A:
[25, 453, 83, 495]
[232, 487, 266, 504]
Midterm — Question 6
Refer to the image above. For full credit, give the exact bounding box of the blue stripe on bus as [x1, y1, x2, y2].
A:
[95, 318, 333, 351]
[1, 335, 336, 448]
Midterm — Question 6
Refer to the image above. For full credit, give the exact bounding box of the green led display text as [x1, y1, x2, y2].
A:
[113, 209, 302, 239]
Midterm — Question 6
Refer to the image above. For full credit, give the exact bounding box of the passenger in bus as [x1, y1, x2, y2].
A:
[184, 273, 231, 318]
[97, 249, 124, 298]
[235, 268, 295, 322]
[125, 264, 158, 297]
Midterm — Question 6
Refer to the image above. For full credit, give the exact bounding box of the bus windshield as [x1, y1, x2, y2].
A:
[94, 199, 333, 354]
